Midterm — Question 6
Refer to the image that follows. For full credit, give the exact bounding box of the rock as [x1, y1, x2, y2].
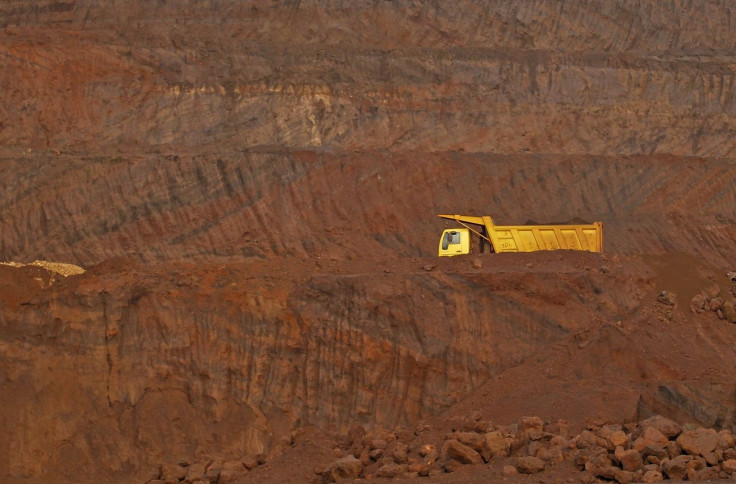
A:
[421, 264, 436, 272]
[639, 415, 682, 439]
[204, 460, 223, 483]
[484, 430, 511, 457]
[544, 420, 570, 438]
[657, 290, 676, 306]
[471, 259, 482, 269]
[502, 464, 518, 476]
[665, 440, 681, 459]
[688, 466, 720, 481]
[576, 429, 607, 449]
[619, 449, 643, 471]
[640, 470, 664, 482]
[455, 431, 485, 451]
[369, 448, 383, 461]
[718, 429, 736, 449]
[392, 443, 409, 464]
[322, 456, 363, 483]
[586, 463, 618, 480]
[242, 454, 260, 470]
[725, 448, 736, 460]
[690, 294, 707, 313]
[161, 464, 187, 482]
[217, 469, 237, 484]
[365, 436, 388, 451]
[710, 297, 724, 312]
[185, 461, 206, 482]
[536, 446, 563, 463]
[605, 430, 629, 450]
[641, 445, 667, 461]
[418, 443, 434, 457]
[515, 456, 545, 474]
[703, 450, 719, 466]
[441, 439, 482, 465]
[517, 416, 544, 441]
[614, 469, 635, 484]
[632, 427, 669, 452]
[723, 301, 736, 323]
[661, 454, 692, 480]
[574, 448, 608, 470]
[441, 458, 463, 473]
[677, 428, 718, 456]
[722, 459, 736, 474]
[375, 463, 408, 478]
[221, 460, 244, 473]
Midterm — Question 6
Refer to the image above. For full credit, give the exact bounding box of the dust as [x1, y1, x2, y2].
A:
[0, 260, 85, 277]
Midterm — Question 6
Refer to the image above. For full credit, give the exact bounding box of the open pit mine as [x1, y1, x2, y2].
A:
[2, 2, 736, 483]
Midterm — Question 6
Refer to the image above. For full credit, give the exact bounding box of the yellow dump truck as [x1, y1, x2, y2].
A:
[438, 214, 603, 256]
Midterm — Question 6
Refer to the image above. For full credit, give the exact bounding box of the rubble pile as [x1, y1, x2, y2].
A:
[690, 276, 736, 323]
[316, 415, 736, 483]
[146, 454, 264, 484]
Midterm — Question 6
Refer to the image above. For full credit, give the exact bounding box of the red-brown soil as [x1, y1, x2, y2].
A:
[1, 2, 736, 483]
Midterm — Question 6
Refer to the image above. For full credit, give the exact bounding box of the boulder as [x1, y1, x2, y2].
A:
[606, 430, 629, 449]
[632, 427, 669, 452]
[536, 446, 563, 463]
[185, 461, 206, 482]
[517, 416, 544, 441]
[641, 444, 667, 462]
[375, 463, 408, 478]
[322, 456, 363, 483]
[722, 459, 736, 474]
[204, 460, 223, 483]
[365, 437, 388, 451]
[576, 430, 607, 449]
[687, 466, 720, 481]
[585, 463, 617, 480]
[665, 440, 681, 459]
[703, 450, 719, 466]
[640, 470, 664, 482]
[639, 415, 682, 439]
[515, 456, 545, 474]
[677, 428, 718, 456]
[723, 301, 736, 323]
[455, 431, 485, 451]
[441, 458, 463, 473]
[217, 469, 237, 484]
[242, 454, 261, 470]
[614, 469, 635, 484]
[392, 443, 409, 464]
[619, 449, 643, 471]
[502, 464, 517, 476]
[718, 429, 736, 449]
[161, 464, 187, 482]
[661, 454, 692, 480]
[544, 420, 570, 438]
[484, 431, 511, 457]
[574, 448, 608, 470]
[441, 439, 482, 465]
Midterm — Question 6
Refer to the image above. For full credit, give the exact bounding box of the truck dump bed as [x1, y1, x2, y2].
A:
[437, 214, 603, 255]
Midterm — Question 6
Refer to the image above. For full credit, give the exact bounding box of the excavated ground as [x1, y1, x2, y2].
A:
[2, 1, 736, 483]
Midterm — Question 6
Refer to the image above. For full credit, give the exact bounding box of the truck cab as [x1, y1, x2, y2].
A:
[438, 228, 470, 256]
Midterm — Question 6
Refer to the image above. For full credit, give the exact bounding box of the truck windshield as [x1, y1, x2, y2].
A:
[442, 231, 461, 250]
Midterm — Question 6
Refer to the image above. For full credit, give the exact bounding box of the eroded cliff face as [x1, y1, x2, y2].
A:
[0, 253, 650, 481]
[1, 1, 736, 267]
[2, 1, 736, 483]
